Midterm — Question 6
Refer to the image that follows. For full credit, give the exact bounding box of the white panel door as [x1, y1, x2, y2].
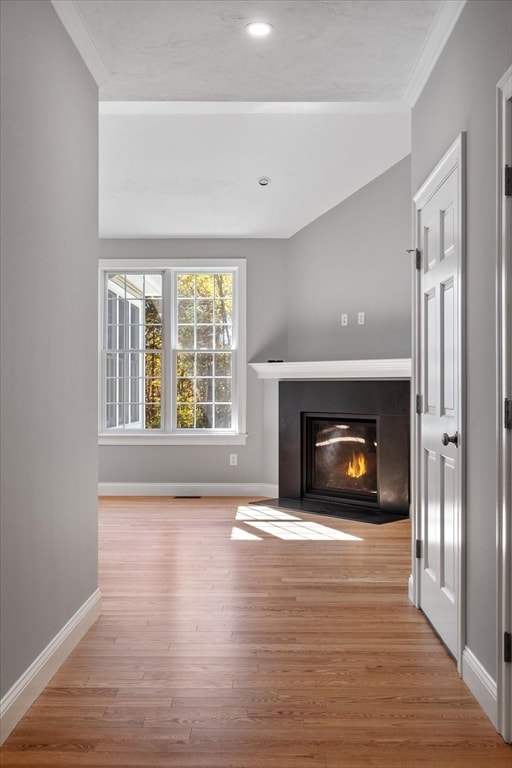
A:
[414, 135, 465, 661]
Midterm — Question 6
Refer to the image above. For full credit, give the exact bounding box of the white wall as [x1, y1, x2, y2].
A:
[0, 0, 99, 698]
[412, 0, 512, 680]
[286, 156, 412, 361]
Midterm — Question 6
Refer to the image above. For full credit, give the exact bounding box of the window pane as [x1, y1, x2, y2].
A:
[215, 404, 232, 429]
[196, 274, 213, 297]
[127, 324, 142, 349]
[197, 325, 214, 349]
[145, 379, 161, 404]
[178, 299, 195, 323]
[177, 404, 194, 428]
[196, 299, 213, 324]
[107, 274, 126, 293]
[145, 325, 162, 350]
[107, 293, 116, 319]
[145, 350, 161, 373]
[177, 352, 194, 377]
[196, 378, 212, 402]
[145, 403, 161, 429]
[178, 325, 194, 349]
[176, 377, 194, 402]
[144, 274, 162, 298]
[118, 311, 125, 349]
[215, 325, 232, 348]
[214, 273, 232, 297]
[215, 378, 231, 403]
[215, 353, 231, 377]
[177, 273, 195, 297]
[196, 353, 213, 376]
[130, 300, 143, 319]
[195, 404, 213, 428]
[106, 403, 117, 429]
[145, 298, 162, 323]
[215, 298, 232, 323]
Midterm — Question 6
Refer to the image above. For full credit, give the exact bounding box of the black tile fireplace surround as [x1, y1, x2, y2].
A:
[278, 379, 410, 521]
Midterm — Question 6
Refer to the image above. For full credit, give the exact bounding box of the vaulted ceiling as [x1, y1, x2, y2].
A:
[52, 0, 466, 237]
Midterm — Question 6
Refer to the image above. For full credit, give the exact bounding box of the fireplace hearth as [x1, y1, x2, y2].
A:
[278, 379, 410, 522]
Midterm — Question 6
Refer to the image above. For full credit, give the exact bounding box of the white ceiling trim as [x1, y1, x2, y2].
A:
[402, 0, 467, 106]
[99, 101, 411, 116]
[51, 0, 110, 87]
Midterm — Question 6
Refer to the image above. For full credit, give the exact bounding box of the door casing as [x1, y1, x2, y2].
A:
[496, 64, 512, 744]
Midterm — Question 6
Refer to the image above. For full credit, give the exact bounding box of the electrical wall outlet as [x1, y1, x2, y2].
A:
[358, 312, 365, 325]
[229, 453, 238, 466]
[341, 313, 348, 326]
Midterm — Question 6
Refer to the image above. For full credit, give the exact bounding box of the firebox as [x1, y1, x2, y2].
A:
[278, 380, 410, 520]
[304, 415, 378, 506]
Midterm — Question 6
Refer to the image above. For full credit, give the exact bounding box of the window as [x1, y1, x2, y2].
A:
[99, 259, 246, 445]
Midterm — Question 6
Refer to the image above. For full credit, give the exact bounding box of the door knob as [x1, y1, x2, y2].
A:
[441, 432, 459, 447]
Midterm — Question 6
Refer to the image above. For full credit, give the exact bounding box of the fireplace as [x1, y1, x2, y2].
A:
[304, 415, 378, 505]
[279, 380, 410, 520]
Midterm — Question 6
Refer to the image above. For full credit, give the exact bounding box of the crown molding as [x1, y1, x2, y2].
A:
[402, 0, 467, 107]
[99, 101, 411, 116]
[51, 0, 110, 87]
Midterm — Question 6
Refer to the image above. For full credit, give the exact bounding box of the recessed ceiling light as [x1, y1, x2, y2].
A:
[245, 21, 273, 38]
[258, 177, 271, 186]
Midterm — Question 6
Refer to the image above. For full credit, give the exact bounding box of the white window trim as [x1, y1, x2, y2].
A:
[98, 258, 247, 446]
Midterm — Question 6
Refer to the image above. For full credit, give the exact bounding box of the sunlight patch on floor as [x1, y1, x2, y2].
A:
[236, 505, 299, 521]
[230, 526, 262, 540]
[232, 505, 363, 541]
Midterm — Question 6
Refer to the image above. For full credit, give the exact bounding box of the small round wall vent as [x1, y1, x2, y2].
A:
[258, 176, 271, 186]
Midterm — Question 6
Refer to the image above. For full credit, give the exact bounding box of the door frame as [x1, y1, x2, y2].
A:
[410, 133, 467, 673]
[496, 65, 512, 744]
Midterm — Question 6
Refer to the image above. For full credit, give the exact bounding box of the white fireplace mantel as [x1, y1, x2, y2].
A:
[249, 358, 411, 380]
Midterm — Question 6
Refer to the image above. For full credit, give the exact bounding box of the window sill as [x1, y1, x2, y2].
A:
[98, 432, 248, 446]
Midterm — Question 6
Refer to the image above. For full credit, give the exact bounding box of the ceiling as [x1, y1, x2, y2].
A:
[52, 0, 465, 238]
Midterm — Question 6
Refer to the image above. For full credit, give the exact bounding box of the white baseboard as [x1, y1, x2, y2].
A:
[462, 646, 498, 728]
[408, 574, 416, 605]
[0, 588, 102, 745]
[98, 482, 279, 498]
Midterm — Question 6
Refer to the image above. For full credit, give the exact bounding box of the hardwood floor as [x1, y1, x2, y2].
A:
[2, 496, 510, 767]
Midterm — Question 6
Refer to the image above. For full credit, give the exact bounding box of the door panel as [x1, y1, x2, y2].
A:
[442, 278, 455, 415]
[440, 454, 456, 598]
[423, 448, 438, 575]
[425, 288, 437, 414]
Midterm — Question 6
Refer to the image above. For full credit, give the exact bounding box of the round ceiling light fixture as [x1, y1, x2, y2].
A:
[245, 21, 273, 38]
[258, 176, 271, 186]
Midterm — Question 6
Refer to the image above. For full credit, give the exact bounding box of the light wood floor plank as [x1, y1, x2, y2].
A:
[1, 496, 510, 767]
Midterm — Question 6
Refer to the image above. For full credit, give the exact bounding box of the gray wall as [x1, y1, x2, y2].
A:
[412, 0, 512, 678]
[286, 156, 412, 361]
[0, 1, 99, 697]
[98, 239, 288, 485]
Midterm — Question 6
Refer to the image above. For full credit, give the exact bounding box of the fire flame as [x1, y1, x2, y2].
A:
[347, 451, 367, 478]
